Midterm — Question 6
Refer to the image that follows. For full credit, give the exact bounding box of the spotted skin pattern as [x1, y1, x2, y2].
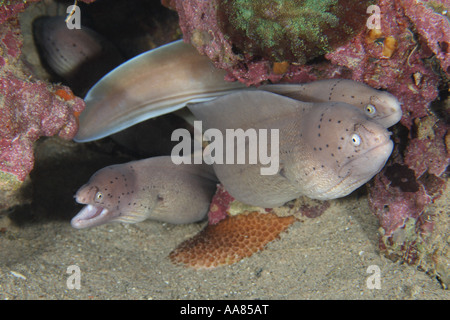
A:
[72, 156, 218, 228]
[189, 91, 394, 207]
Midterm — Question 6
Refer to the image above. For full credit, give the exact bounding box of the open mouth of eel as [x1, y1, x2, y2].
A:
[71, 204, 113, 229]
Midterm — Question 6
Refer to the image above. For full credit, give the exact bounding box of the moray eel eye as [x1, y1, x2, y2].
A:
[365, 104, 376, 115]
[351, 134, 361, 146]
[95, 191, 103, 202]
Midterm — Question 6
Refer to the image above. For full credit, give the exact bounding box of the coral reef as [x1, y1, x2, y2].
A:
[329, 0, 449, 286]
[369, 175, 449, 288]
[165, 0, 449, 282]
[166, 0, 449, 86]
[0, 1, 85, 200]
[403, 0, 450, 77]
[217, 0, 373, 63]
[163, 0, 347, 85]
[170, 211, 296, 269]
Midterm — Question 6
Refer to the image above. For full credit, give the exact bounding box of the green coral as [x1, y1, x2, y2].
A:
[218, 0, 376, 63]
[231, 0, 338, 50]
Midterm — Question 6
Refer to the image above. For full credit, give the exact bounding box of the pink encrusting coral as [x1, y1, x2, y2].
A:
[402, 0, 450, 77]
[324, 0, 449, 268]
[0, 1, 34, 25]
[164, 0, 449, 274]
[325, 0, 445, 128]
[166, 0, 449, 86]
[207, 184, 234, 225]
[0, 1, 85, 185]
[0, 75, 84, 182]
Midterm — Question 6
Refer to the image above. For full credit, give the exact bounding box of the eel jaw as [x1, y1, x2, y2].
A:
[377, 109, 402, 128]
[71, 204, 117, 229]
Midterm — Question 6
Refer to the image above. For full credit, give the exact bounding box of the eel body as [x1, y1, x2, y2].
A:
[73, 91, 394, 226]
[73, 41, 401, 142]
[260, 79, 402, 128]
[72, 156, 218, 228]
[74, 40, 246, 142]
[188, 91, 393, 208]
[33, 16, 123, 95]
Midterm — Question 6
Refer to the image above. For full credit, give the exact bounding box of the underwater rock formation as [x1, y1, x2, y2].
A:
[0, 1, 85, 199]
[402, 0, 450, 77]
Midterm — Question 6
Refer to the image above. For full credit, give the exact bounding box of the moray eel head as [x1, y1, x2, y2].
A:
[365, 91, 402, 128]
[72, 165, 140, 229]
[302, 102, 393, 199]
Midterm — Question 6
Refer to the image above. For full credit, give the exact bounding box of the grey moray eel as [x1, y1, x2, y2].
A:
[68, 41, 399, 227]
[259, 79, 402, 128]
[33, 16, 123, 95]
[70, 40, 401, 142]
[188, 91, 393, 207]
[72, 156, 218, 228]
[72, 91, 393, 227]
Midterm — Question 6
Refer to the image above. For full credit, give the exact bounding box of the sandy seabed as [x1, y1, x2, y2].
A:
[1, 177, 449, 300]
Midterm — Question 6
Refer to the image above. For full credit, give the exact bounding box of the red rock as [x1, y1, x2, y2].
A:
[207, 184, 234, 225]
[401, 0, 450, 76]
[0, 1, 85, 185]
